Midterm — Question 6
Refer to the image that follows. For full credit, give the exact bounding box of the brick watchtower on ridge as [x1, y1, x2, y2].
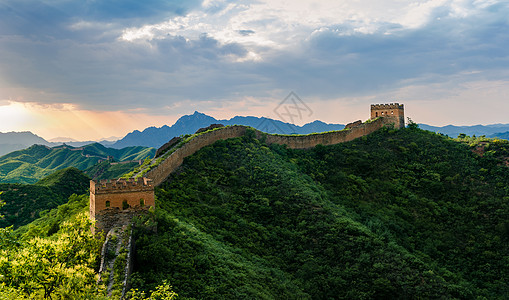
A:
[371, 103, 405, 129]
[90, 177, 155, 233]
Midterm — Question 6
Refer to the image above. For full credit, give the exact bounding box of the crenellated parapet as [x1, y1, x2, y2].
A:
[91, 177, 153, 194]
[371, 103, 404, 110]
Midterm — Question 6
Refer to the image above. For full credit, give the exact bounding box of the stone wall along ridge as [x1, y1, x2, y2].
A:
[145, 116, 398, 186]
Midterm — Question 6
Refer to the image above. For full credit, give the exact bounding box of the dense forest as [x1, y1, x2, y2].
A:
[1, 126, 508, 298]
[131, 126, 509, 299]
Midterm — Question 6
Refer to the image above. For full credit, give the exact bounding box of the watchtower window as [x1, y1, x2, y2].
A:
[375, 112, 378, 117]
[391, 111, 394, 115]
[140, 199, 145, 207]
[105, 201, 110, 208]
[122, 200, 130, 210]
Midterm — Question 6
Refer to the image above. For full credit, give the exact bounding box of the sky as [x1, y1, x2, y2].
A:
[0, 0, 508, 141]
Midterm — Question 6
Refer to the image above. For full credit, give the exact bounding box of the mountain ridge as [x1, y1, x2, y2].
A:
[112, 111, 346, 148]
[0, 143, 154, 184]
[3, 113, 509, 155]
[0, 131, 116, 156]
[114, 112, 509, 149]
[419, 123, 509, 138]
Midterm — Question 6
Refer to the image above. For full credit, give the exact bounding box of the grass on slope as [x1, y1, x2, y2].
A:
[130, 128, 508, 299]
[3, 126, 507, 298]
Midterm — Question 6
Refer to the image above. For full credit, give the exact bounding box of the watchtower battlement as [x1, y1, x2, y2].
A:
[90, 177, 155, 233]
[371, 103, 405, 129]
[91, 177, 153, 194]
[371, 103, 404, 110]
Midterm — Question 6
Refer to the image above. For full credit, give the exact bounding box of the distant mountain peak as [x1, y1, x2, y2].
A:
[111, 112, 345, 149]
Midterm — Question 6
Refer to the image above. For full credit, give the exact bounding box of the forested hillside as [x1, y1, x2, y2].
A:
[0, 143, 154, 184]
[131, 127, 508, 299]
[1, 126, 508, 299]
[0, 167, 90, 228]
[491, 131, 509, 140]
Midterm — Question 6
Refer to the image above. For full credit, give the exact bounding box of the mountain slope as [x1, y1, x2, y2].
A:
[419, 123, 509, 138]
[0, 143, 155, 184]
[0, 167, 90, 228]
[113, 111, 509, 149]
[131, 128, 509, 298]
[491, 131, 509, 139]
[2, 126, 507, 298]
[0, 131, 52, 157]
[84, 160, 143, 180]
[112, 111, 345, 148]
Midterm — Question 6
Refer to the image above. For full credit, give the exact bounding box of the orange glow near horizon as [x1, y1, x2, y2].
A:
[2, 89, 509, 143]
[0, 101, 178, 141]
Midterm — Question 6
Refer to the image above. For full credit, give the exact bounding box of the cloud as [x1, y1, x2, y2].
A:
[0, 0, 508, 123]
[237, 30, 255, 36]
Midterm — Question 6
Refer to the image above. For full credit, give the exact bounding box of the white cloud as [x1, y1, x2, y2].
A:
[119, 0, 485, 61]
[396, 0, 449, 29]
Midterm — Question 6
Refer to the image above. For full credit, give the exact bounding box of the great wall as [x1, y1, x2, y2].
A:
[89, 103, 404, 297]
[143, 103, 404, 187]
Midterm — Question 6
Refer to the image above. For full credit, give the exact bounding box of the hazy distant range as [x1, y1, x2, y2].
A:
[111, 112, 509, 148]
[1, 111, 509, 155]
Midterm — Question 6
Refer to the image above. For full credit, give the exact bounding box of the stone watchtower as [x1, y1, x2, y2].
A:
[90, 177, 155, 233]
[371, 103, 405, 129]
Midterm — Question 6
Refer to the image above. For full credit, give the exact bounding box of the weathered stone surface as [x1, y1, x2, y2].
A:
[92, 208, 143, 234]
[195, 123, 225, 134]
[345, 120, 362, 130]
[97, 225, 135, 298]
[155, 136, 182, 158]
